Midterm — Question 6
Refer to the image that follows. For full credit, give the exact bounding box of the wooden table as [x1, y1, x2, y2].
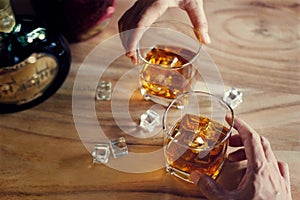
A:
[1, 0, 299, 199]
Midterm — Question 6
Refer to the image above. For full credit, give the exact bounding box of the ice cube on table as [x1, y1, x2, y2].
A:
[95, 81, 112, 101]
[92, 144, 110, 164]
[110, 137, 128, 158]
[140, 109, 160, 132]
[223, 87, 243, 109]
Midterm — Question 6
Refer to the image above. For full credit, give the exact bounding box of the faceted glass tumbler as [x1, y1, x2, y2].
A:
[137, 20, 201, 107]
[163, 91, 234, 183]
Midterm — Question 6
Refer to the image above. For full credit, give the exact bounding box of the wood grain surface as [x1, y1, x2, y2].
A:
[1, 0, 299, 199]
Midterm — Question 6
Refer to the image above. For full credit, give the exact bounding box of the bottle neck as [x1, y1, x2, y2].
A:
[0, 0, 15, 33]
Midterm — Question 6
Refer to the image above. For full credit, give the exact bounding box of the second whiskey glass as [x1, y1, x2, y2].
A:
[163, 91, 234, 183]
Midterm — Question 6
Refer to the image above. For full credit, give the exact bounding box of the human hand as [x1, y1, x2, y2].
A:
[190, 117, 292, 200]
[118, 0, 210, 64]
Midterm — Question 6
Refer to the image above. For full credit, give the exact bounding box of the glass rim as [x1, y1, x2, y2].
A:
[162, 91, 235, 149]
[136, 20, 202, 70]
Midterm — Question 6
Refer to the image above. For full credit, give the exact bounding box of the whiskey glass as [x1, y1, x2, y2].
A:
[137, 20, 202, 107]
[162, 91, 234, 183]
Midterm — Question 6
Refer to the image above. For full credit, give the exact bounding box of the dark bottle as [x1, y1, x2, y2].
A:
[0, 0, 71, 113]
[30, 0, 116, 42]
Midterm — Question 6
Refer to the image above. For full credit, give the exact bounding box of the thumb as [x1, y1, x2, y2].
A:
[190, 171, 228, 200]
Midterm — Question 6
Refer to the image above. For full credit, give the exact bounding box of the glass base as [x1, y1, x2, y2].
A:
[140, 88, 185, 108]
[165, 160, 225, 183]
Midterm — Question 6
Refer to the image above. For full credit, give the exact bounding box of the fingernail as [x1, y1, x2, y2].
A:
[126, 52, 137, 65]
[190, 170, 202, 184]
[130, 56, 137, 65]
[203, 33, 211, 44]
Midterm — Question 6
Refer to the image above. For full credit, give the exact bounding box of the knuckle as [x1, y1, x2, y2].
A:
[261, 136, 273, 153]
[184, 0, 202, 8]
[246, 129, 261, 144]
[255, 161, 269, 176]
[248, 159, 266, 175]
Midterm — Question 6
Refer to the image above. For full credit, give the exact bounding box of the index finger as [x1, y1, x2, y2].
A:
[226, 116, 266, 169]
[181, 0, 210, 44]
[119, 1, 169, 63]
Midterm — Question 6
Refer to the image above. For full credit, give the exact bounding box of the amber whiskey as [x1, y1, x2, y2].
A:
[139, 45, 196, 100]
[164, 113, 229, 181]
